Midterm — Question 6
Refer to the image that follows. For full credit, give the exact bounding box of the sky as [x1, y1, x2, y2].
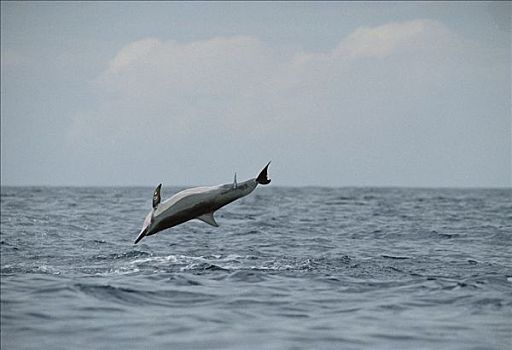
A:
[1, 1, 510, 187]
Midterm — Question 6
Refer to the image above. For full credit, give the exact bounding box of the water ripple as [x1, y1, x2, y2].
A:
[1, 186, 511, 350]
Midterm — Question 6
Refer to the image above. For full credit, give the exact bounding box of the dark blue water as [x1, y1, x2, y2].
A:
[1, 186, 511, 349]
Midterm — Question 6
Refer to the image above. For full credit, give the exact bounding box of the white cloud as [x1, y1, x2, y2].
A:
[85, 19, 458, 140]
[337, 19, 457, 59]
[107, 38, 162, 74]
[98, 35, 277, 97]
[66, 19, 509, 186]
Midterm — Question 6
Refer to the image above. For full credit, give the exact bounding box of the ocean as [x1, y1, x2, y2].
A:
[1, 186, 511, 349]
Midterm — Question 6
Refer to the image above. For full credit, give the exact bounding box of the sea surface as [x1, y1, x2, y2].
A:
[1, 186, 511, 349]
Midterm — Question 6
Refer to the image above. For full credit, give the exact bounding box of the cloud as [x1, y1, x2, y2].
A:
[99, 19, 457, 90]
[84, 19, 458, 139]
[339, 19, 457, 59]
[98, 35, 277, 97]
[66, 19, 509, 186]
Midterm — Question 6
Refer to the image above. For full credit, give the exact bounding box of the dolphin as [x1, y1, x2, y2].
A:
[134, 162, 271, 244]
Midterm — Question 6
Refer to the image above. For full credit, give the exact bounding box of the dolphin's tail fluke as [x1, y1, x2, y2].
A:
[256, 162, 271, 185]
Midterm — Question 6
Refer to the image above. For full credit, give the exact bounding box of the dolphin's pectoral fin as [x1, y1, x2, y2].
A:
[153, 184, 162, 209]
[197, 212, 219, 227]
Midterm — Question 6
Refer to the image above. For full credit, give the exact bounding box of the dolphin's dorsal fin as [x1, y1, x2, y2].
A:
[152, 184, 162, 209]
[233, 172, 237, 189]
[197, 212, 219, 227]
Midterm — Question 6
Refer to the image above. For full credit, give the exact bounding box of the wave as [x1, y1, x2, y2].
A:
[75, 283, 215, 307]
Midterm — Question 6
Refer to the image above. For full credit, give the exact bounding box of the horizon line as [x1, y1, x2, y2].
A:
[1, 184, 510, 190]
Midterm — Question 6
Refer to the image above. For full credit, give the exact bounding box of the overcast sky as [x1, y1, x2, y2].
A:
[1, 1, 510, 187]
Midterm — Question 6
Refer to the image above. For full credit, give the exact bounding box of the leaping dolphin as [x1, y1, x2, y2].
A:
[134, 162, 271, 244]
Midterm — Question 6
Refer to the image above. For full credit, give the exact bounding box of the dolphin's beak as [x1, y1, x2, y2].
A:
[134, 227, 148, 244]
